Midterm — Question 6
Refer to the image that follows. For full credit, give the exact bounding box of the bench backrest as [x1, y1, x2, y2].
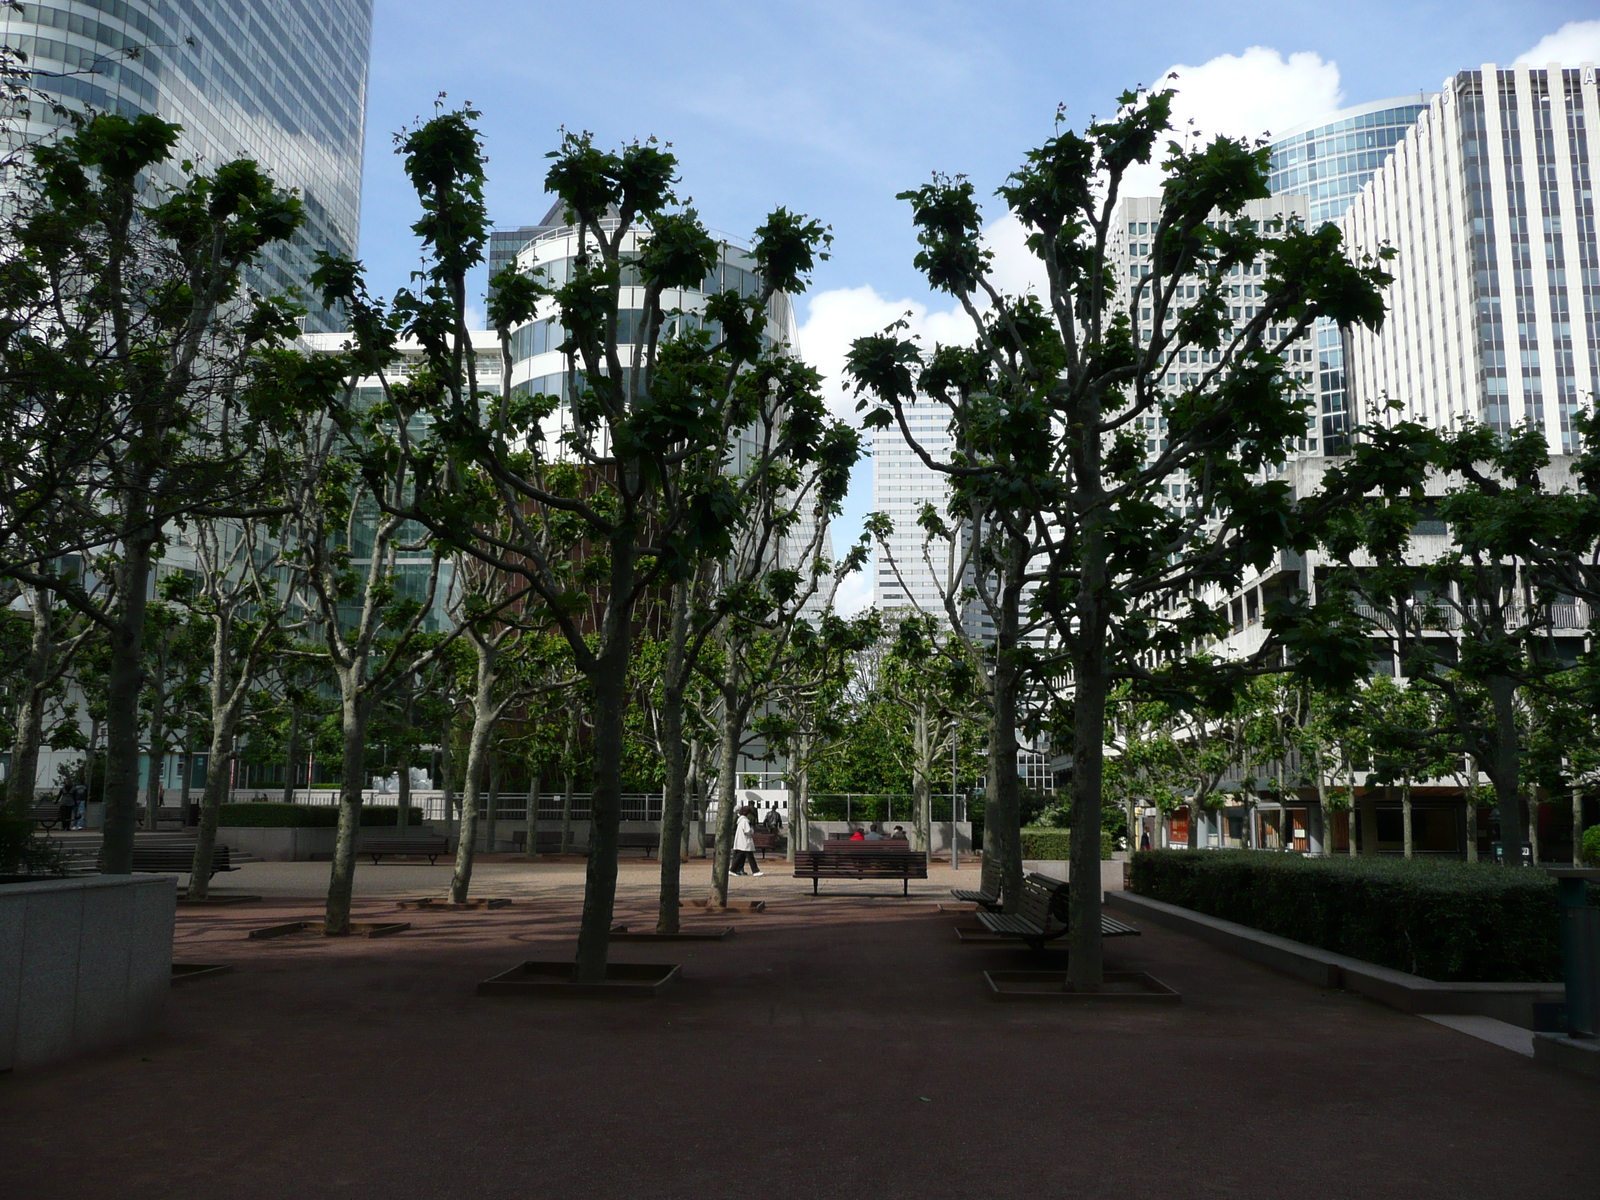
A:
[822, 838, 910, 851]
[1017, 873, 1068, 932]
[795, 849, 927, 871]
[977, 853, 1003, 897]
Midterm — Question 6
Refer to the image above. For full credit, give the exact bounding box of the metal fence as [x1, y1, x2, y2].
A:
[255, 790, 664, 823]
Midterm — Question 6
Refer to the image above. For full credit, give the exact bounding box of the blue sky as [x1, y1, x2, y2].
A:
[356, 2, 1600, 607]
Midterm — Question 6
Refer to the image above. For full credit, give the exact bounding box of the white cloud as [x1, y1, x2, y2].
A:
[1517, 20, 1600, 66]
[829, 565, 873, 616]
[794, 284, 975, 423]
[1122, 47, 1345, 196]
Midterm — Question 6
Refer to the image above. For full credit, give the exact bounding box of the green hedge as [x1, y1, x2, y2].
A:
[1019, 828, 1116, 860]
[217, 803, 424, 828]
[1129, 850, 1563, 982]
[1584, 825, 1600, 867]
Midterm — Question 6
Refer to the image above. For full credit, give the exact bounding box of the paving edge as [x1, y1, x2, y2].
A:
[1105, 890, 1562, 1029]
[1533, 1034, 1600, 1081]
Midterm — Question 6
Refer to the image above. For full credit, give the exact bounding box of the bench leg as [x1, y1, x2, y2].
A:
[903, 878, 908, 896]
[813, 878, 819, 896]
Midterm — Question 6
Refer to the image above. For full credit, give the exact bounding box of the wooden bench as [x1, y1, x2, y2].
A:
[950, 853, 1004, 910]
[702, 831, 785, 858]
[793, 847, 928, 896]
[975, 872, 1140, 951]
[357, 836, 449, 865]
[511, 830, 583, 854]
[29, 803, 72, 830]
[616, 832, 661, 857]
[130, 845, 233, 879]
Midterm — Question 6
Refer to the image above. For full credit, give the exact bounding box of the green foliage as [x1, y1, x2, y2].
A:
[0, 809, 69, 877]
[1584, 825, 1600, 867]
[1130, 850, 1564, 981]
[216, 802, 423, 828]
[1019, 828, 1071, 859]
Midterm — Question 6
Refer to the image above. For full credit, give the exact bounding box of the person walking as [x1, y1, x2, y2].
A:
[731, 805, 763, 877]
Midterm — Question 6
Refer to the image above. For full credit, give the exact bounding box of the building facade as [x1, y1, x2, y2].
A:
[1268, 97, 1433, 449]
[2, 0, 373, 331]
[1340, 64, 1600, 455]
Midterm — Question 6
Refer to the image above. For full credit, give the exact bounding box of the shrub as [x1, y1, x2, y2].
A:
[0, 808, 69, 877]
[1584, 825, 1600, 867]
[1019, 827, 1117, 860]
[1129, 849, 1564, 982]
[216, 803, 425, 828]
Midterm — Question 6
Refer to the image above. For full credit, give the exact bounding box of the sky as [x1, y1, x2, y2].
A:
[355, 2, 1600, 613]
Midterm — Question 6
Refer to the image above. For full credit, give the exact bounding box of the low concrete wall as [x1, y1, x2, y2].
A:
[0, 875, 175, 1072]
[1106, 890, 1562, 1028]
[1022, 860, 1127, 892]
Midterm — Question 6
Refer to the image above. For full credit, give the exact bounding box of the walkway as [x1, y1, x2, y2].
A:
[2, 860, 1595, 1199]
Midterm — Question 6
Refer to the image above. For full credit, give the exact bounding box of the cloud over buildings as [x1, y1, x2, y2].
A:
[1517, 20, 1600, 66]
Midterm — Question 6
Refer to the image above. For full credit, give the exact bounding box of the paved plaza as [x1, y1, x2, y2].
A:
[2, 857, 1597, 1199]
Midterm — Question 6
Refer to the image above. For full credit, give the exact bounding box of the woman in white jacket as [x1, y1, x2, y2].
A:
[731, 806, 763, 877]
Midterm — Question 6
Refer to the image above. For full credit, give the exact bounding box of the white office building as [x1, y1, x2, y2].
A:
[1340, 64, 1600, 454]
[1110, 193, 1322, 481]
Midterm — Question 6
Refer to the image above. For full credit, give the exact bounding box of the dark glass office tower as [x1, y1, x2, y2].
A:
[2, 1, 372, 331]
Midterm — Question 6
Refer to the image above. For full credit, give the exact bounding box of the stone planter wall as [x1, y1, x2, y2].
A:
[0, 875, 174, 1072]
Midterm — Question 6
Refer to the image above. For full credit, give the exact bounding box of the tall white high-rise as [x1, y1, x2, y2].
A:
[1340, 64, 1599, 453]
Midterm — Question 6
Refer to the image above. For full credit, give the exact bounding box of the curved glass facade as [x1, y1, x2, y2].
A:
[2, 1, 372, 332]
[1269, 98, 1432, 449]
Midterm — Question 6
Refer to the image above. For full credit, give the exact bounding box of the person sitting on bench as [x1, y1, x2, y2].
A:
[848, 826, 865, 841]
[864, 824, 885, 841]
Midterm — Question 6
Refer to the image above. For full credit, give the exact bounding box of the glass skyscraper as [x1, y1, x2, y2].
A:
[1268, 96, 1433, 449]
[2, 1, 372, 331]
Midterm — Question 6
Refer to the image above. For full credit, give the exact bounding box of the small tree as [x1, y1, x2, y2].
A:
[848, 88, 1390, 988]
[0, 114, 304, 870]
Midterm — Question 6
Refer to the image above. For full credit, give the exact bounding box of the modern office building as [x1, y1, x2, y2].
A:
[1110, 192, 1322, 470]
[1340, 64, 1600, 454]
[1268, 96, 1433, 449]
[1, 1, 373, 331]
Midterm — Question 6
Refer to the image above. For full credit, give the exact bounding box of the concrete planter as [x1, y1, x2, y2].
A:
[0, 875, 175, 1072]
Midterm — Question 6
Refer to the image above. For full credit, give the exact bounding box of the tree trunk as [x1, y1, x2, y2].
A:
[525, 770, 541, 858]
[785, 750, 804, 863]
[485, 747, 502, 853]
[101, 530, 156, 875]
[574, 635, 631, 984]
[1485, 674, 1526, 864]
[560, 708, 577, 855]
[449, 708, 496, 903]
[1574, 786, 1584, 868]
[709, 684, 741, 907]
[1402, 772, 1413, 859]
[1345, 751, 1358, 857]
[1466, 789, 1479, 863]
[8, 586, 54, 813]
[911, 709, 932, 853]
[179, 727, 194, 827]
[143, 659, 168, 830]
[1528, 789, 1541, 866]
[1067, 654, 1107, 993]
[396, 748, 411, 833]
[656, 580, 690, 934]
[188, 704, 246, 900]
[687, 739, 707, 859]
[1358, 787, 1379, 856]
[282, 702, 301, 805]
[560, 772, 574, 855]
[987, 616, 1023, 917]
[440, 721, 457, 850]
[323, 689, 372, 935]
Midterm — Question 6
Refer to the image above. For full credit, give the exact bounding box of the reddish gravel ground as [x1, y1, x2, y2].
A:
[3, 862, 1598, 1199]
